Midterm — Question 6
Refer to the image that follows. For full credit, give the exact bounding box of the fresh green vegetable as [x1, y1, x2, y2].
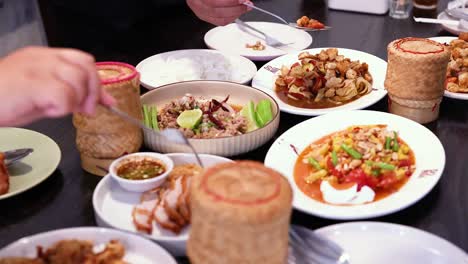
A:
[308, 157, 322, 170]
[385, 136, 392, 150]
[143, 105, 151, 127]
[331, 150, 338, 166]
[366, 161, 396, 171]
[176, 109, 203, 129]
[393, 131, 400, 152]
[240, 101, 260, 132]
[150, 106, 159, 131]
[255, 100, 273, 127]
[340, 144, 362, 159]
[371, 169, 381, 177]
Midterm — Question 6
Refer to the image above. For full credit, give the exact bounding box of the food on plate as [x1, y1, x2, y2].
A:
[275, 48, 373, 108]
[132, 164, 203, 234]
[0, 152, 9, 195]
[116, 157, 166, 180]
[296, 16, 325, 29]
[294, 125, 416, 205]
[445, 35, 468, 93]
[142, 94, 274, 138]
[385, 38, 450, 124]
[141, 52, 248, 87]
[188, 161, 292, 264]
[73, 62, 143, 176]
[245, 41, 266, 51]
[0, 240, 127, 264]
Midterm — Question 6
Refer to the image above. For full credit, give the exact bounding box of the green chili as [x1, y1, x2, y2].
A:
[392, 131, 399, 152]
[308, 157, 322, 170]
[331, 150, 338, 166]
[340, 144, 362, 159]
[366, 161, 396, 170]
[385, 136, 392, 150]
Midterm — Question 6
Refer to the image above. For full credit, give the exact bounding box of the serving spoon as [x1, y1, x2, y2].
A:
[242, 2, 331, 32]
[104, 105, 204, 168]
[4, 148, 34, 167]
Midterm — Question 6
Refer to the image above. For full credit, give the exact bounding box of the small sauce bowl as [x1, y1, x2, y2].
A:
[109, 152, 174, 192]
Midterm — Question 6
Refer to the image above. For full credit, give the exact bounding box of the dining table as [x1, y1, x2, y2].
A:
[1, 0, 467, 262]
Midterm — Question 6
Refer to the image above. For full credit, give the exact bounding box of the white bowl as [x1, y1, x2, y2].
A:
[93, 153, 233, 256]
[140, 80, 280, 157]
[109, 152, 174, 192]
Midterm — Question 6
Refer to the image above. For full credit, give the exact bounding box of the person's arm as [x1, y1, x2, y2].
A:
[186, 0, 252, 26]
[0, 46, 115, 126]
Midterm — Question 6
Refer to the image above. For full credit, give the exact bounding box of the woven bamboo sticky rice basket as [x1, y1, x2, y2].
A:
[73, 62, 142, 176]
[385, 37, 450, 123]
[187, 161, 293, 264]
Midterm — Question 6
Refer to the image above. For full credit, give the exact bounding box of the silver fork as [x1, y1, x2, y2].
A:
[235, 19, 292, 47]
[242, 2, 331, 32]
[289, 225, 351, 264]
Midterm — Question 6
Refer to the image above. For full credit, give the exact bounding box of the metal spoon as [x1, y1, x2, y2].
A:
[242, 2, 331, 32]
[3, 148, 34, 166]
[104, 105, 204, 168]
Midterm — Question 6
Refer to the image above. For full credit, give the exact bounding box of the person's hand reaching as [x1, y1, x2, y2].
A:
[187, 0, 253, 26]
[0, 46, 115, 126]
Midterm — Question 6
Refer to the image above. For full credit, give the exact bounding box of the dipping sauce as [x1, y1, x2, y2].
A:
[117, 158, 166, 180]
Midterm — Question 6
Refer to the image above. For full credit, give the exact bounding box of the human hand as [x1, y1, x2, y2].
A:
[0, 46, 115, 126]
[187, 0, 253, 26]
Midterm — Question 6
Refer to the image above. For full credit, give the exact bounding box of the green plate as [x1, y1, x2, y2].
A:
[0, 128, 61, 199]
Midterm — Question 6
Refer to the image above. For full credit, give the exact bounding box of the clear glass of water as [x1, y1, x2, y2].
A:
[389, 0, 412, 19]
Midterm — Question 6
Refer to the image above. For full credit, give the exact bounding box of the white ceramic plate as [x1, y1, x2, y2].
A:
[252, 48, 388, 116]
[315, 222, 468, 264]
[438, 11, 463, 36]
[136, 49, 257, 89]
[429, 36, 468, 100]
[264, 110, 445, 220]
[0, 227, 177, 264]
[204, 21, 313, 61]
[93, 153, 232, 256]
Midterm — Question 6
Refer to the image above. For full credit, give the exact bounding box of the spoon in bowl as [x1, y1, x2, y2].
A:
[242, 2, 331, 32]
[4, 148, 34, 167]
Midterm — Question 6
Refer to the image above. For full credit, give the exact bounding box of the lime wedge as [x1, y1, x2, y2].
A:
[177, 109, 203, 129]
[241, 101, 260, 132]
[255, 100, 273, 128]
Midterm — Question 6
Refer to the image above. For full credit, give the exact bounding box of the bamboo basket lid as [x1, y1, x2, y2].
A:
[188, 161, 292, 264]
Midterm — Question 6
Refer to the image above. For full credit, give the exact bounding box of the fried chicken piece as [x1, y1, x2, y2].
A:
[0, 152, 9, 195]
[38, 240, 94, 264]
[93, 240, 127, 264]
[0, 258, 45, 264]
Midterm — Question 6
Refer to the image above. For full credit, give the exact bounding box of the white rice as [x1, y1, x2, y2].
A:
[142, 51, 249, 86]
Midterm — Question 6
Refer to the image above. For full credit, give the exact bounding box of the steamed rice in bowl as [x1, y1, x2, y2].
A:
[137, 50, 257, 88]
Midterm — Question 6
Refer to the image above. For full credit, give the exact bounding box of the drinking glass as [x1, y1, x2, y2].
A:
[389, 0, 412, 19]
[413, 0, 438, 17]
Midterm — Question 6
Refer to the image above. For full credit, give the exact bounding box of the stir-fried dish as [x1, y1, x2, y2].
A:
[0, 240, 127, 264]
[142, 94, 273, 139]
[296, 16, 325, 29]
[446, 34, 468, 93]
[275, 48, 373, 109]
[294, 125, 416, 205]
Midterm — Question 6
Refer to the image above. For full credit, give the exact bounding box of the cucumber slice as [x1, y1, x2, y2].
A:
[241, 101, 260, 132]
[176, 109, 203, 129]
[255, 100, 273, 127]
